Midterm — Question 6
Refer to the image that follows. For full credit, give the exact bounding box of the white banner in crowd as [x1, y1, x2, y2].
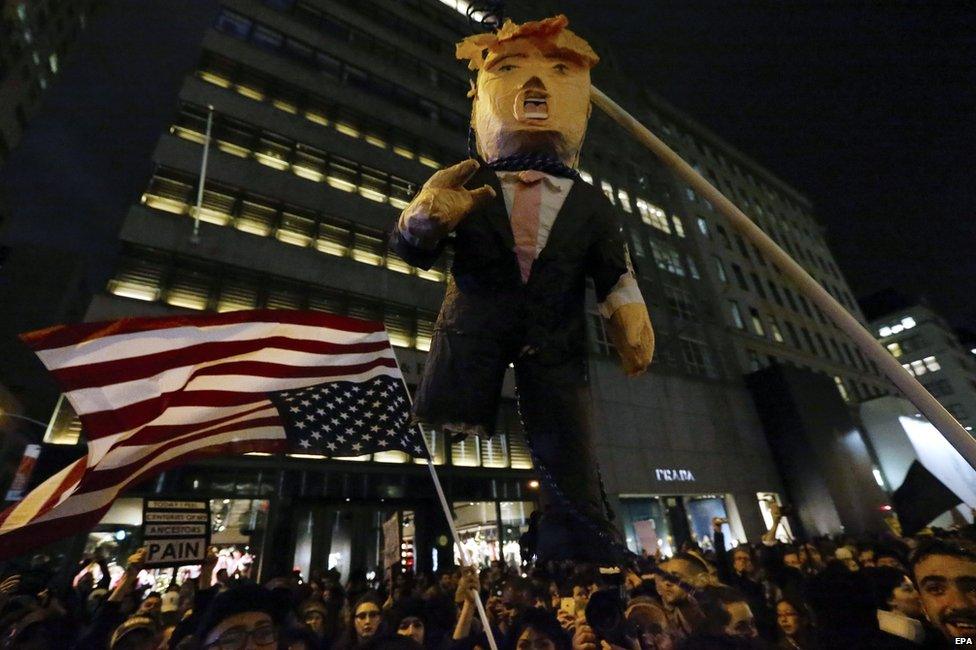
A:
[900, 416, 976, 508]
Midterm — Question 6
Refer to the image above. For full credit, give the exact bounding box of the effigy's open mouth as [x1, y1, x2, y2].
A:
[521, 90, 549, 120]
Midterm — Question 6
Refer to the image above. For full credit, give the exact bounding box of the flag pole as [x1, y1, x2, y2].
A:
[190, 104, 215, 244]
[589, 85, 976, 472]
[389, 351, 500, 650]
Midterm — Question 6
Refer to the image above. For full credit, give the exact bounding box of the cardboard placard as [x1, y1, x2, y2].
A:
[383, 512, 400, 572]
[142, 499, 210, 567]
[4, 444, 41, 502]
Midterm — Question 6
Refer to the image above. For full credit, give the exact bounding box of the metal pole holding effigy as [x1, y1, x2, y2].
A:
[390, 353, 500, 650]
[589, 85, 976, 472]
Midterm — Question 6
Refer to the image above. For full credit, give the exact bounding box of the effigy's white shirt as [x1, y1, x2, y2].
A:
[496, 171, 644, 318]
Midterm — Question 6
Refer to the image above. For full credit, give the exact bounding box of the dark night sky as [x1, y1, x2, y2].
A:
[564, 1, 976, 329]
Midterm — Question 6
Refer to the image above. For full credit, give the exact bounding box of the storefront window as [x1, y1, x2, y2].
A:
[685, 495, 731, 551]
[453, 501, 499, 567]
[207, 498, 267, 580]
[480, 435, 508, 468]
[414, 429, 445, 465]
[499, 501, 535, 568]
[620, 497, 672, 557]
[451, 436, 480, 467]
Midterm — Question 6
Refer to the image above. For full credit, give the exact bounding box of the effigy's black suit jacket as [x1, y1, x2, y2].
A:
[387, 165, 630, 435]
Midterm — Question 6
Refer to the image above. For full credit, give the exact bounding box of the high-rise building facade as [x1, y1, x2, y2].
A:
[864, 294, 976, 433]
[0, 0, 96, 164]
[25, 0, 893, 576]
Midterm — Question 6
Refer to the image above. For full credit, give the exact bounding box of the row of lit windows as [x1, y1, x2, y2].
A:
[141, 167, 451, 283]
[729, 299, 873, 373]
[106, 246, 439, 351]
[43, 390, 534, 469]
[902, 356, 941, 378]
[212, 8, 469, 131]
[171, 104, 423, 207]
[596, 181, 687, 240]
[262, 0, 467, 96]
[196, 51, 456, 168]
[879, 316, 917, 338]
[270, 423, 533, 469]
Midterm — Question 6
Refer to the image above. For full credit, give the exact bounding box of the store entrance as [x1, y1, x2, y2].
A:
[290, 503, 419, 584]
[620, 493, 736, 557]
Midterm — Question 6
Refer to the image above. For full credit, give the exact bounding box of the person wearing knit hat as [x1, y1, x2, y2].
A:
[194, 583, 287, 649]
[109, 614, 161, 650]
[394, 599, 429, 646]
[301, 597, 341, 647]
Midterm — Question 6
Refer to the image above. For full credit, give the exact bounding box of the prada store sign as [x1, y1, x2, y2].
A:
[654, 468, 697, 482]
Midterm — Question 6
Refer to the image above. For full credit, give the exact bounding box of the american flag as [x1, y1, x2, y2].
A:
[270, 376, 428, 458]
[0, 310, 427, 560]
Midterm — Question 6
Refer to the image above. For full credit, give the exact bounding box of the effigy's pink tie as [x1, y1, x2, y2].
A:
[510, 170, 546, 283]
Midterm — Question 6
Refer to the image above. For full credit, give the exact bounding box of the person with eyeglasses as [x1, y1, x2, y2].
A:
[193, 584, 286, 650]
[335, 592, 388, 650]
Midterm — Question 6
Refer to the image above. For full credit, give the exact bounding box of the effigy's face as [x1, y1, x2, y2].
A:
[473, 39, 591, 164]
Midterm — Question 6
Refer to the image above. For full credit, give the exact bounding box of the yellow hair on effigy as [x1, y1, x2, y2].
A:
[455, 15, 599, 72]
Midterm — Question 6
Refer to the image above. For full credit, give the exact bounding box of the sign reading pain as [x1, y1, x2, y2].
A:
[142, 499, 211, 567]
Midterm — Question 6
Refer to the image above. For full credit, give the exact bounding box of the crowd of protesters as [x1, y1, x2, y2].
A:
[0, 515, 974, 649]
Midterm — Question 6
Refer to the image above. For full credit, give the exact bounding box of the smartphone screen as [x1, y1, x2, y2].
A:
[560, 597, 576, 615]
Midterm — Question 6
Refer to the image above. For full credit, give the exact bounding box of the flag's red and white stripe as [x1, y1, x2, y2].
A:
[0, 310, 401, 559]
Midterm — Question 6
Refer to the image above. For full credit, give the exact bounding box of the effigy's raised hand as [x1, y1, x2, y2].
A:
[398, 159, 496, 248]
[608, 303, 654, 377]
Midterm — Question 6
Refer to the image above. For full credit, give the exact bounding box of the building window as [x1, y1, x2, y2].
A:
[616, 189, 633, 213]
[712, 256, 727, 283]
[768, 317, 785, 343]
[697, 217, 709, 237]
[729, 301, 745, 330]
[925, 379, 954, 397]
[750, 273, 767, 299]
[664, 285, 696, 321]
[815, 332, 830, 358]
[214, 8, 253, 38]
[636, 198, 669, 233]
[671, 215, 686, 237]
[731, 263, 749, 290]
[715, 224, 732, 249]
[649, 241, 684, 276]
[886, 342, 903, 358]
[801, 328, 816, 355]
[749, 308, 765, 336]
[679, 337, 717, 378]
[783, 321, 800, 348]
[600, 181, 615, 205]
[587, 312, 614, 356]
[834, 376, 850, 402]
[783, 287, 799, 312]
[947, 404, 968, 420]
